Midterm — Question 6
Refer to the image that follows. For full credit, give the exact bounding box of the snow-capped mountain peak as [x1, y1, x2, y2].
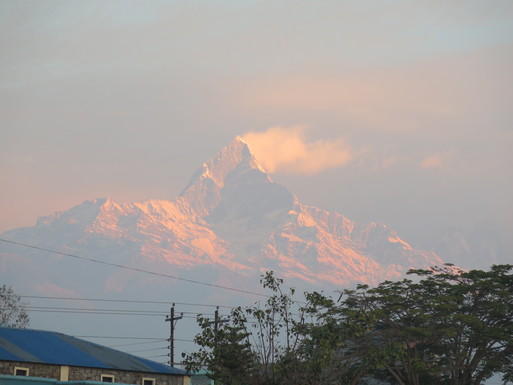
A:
[180, 136, 270, 217]
[1, 136, 446, 296]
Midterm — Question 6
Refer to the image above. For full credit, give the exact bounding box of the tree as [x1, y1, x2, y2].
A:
[184, 306, 258, 385]
[0, 284, 29, 328]
[183, 272, 319, 385]
[312, 264, 513, 385]
[184, 265, 513, 385]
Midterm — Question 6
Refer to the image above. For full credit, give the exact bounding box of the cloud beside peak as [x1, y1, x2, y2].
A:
[242, 126, 352, 175]
[420, 150, 457, 171]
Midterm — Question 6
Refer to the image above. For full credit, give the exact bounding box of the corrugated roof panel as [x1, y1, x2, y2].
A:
[0, 328, 185, 375]
[0, 345, 22, 362]
[0, 337, 42, 363]
[56, 334, 161, 373]
[0, 328, 105, 368]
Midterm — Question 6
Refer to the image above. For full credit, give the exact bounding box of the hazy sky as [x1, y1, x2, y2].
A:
[1, 0, 512, 250]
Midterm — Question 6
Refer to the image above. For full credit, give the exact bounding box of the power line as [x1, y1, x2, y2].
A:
[75, 335, 165, 340]
[19, 307, 231, 321]
[28, 305, 196, 317]
[19, 296, 255, 321]
[146, 354, 169, 359]
[172, 338, 195, 343]
[106, 338, 194, 348]
[27, 308, 198, 318]
[26, 306, 167, 314]
[19, 295, 244, 323]
[0, 238, 268, 298]
[20, 295, 235, 309]
[109, 340, 167, 348]
[14, 299, 266, 323]
[26, 307, 271, 324]
[126, 346, 169, 354]
[26, 309, 167, 317]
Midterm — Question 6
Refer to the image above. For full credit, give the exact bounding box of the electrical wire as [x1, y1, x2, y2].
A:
[75, 335, 165, 340]
[0, 238, 268, 298]
[146, 354, 169, 359]
[26, 309, 166, 317]
[20, 295, 236, 309]
[26, 308, 198, 318]
[27, 306, 167, 314]
[126, 346, 169, 354]
[109, 340, 167, 348]
[17, 298, 305, 324]
[103, 338, 195, 350]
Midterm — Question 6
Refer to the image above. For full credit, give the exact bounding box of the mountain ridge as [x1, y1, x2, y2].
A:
[1, 136, 445, 294]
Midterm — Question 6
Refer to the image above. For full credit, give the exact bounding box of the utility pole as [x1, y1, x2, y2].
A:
[165, 303, 183, 367]
[212, 306, 229, 346]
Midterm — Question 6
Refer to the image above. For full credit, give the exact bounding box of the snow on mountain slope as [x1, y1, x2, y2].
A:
[0, 136, 444, 294]
[180, 136, 267, 217]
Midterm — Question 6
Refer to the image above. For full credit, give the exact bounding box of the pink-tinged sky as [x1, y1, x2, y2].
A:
[1, 0, 512, 251]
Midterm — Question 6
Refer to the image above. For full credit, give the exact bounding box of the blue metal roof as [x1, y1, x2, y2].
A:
[0, 327, 185, 376]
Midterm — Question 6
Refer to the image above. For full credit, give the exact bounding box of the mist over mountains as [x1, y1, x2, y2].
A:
[2, 135, 511, 365]
[1, 136, 452, 296]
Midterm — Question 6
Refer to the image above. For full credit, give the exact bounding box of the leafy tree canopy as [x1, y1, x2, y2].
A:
[184, 265, 513, 385]
[315, 264, 513, 385]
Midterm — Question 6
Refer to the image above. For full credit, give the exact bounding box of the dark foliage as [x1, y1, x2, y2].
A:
[184, 265, 513, 385]
[0, 284, 29, 328]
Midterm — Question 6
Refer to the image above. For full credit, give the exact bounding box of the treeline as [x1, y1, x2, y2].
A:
[183, 264, 513, 385]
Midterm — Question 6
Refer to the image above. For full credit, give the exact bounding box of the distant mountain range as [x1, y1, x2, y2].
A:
[1, 137, 453, 297]
[431, 221, 510, 270]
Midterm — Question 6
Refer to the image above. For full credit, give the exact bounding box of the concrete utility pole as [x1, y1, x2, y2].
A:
[165, 303, 183, 366]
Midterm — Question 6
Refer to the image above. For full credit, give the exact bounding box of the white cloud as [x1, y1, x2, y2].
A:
[242, 126, 352, 175]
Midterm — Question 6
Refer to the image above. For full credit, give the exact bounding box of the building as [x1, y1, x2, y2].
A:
[189, 370, 213, 385]
[0, 327, 189, 385]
